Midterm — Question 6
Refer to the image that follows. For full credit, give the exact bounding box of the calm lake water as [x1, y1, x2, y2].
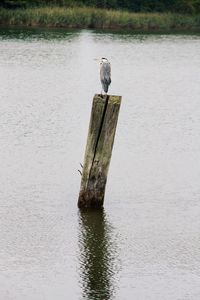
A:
[0, 27, 200, 300]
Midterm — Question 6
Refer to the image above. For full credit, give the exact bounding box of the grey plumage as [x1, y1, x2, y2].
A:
[100, 58, 111, 94]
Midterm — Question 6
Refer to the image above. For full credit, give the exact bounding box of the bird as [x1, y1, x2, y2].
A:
[100, 57, 111, 95]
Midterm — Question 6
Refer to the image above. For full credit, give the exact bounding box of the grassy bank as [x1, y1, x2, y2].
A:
[0, 7, 200, 31]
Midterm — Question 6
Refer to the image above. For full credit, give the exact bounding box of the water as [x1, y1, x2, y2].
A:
[0, 27, 200, 300]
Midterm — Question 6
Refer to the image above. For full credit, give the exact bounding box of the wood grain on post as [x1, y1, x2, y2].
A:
[78, 94, 121, 209]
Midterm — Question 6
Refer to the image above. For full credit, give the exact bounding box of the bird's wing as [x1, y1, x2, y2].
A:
[101, 62, 111, 84]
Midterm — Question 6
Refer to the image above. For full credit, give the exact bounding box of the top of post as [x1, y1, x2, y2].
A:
[94, 94, 122, 105]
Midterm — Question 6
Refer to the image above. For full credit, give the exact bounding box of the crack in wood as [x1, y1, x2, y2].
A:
[87, 95, 108, 186]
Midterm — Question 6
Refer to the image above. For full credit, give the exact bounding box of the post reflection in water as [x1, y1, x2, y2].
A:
[78, 209, 117, 300]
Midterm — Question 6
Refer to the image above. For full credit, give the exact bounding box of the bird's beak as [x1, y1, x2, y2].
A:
[94, 58, 100, 62]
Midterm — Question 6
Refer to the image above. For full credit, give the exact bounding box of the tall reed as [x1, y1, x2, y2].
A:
[0, 7, 199, 30]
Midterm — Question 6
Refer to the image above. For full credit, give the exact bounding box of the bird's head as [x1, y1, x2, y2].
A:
[100, 57, 109, 64]
[94, 57, 110, 66]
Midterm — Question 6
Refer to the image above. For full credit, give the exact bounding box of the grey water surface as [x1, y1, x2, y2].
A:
[0, 27, 200, 300]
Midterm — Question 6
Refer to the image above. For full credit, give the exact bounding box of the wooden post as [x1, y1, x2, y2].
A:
[78, 94, 121, 209]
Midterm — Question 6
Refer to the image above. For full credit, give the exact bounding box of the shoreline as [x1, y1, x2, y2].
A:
[0, 25, 200, 35]
[0, 7, 200, 32]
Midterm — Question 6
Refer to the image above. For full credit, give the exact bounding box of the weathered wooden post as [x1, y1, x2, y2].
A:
[78, 94, 121, 209]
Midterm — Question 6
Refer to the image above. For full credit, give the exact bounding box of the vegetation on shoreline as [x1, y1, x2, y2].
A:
[0, 7, 200, 31]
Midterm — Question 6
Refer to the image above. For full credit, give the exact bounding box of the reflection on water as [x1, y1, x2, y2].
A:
[0, 26, 80, 41]
[78, 209, 117, 300]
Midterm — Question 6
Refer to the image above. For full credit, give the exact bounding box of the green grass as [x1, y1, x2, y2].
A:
[0, 7, 200, 31]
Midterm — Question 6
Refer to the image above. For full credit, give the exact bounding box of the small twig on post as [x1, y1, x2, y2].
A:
[78, 170, 82, 176]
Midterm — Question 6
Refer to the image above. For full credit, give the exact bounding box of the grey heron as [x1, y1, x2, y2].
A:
[100, 57, 111, 95]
